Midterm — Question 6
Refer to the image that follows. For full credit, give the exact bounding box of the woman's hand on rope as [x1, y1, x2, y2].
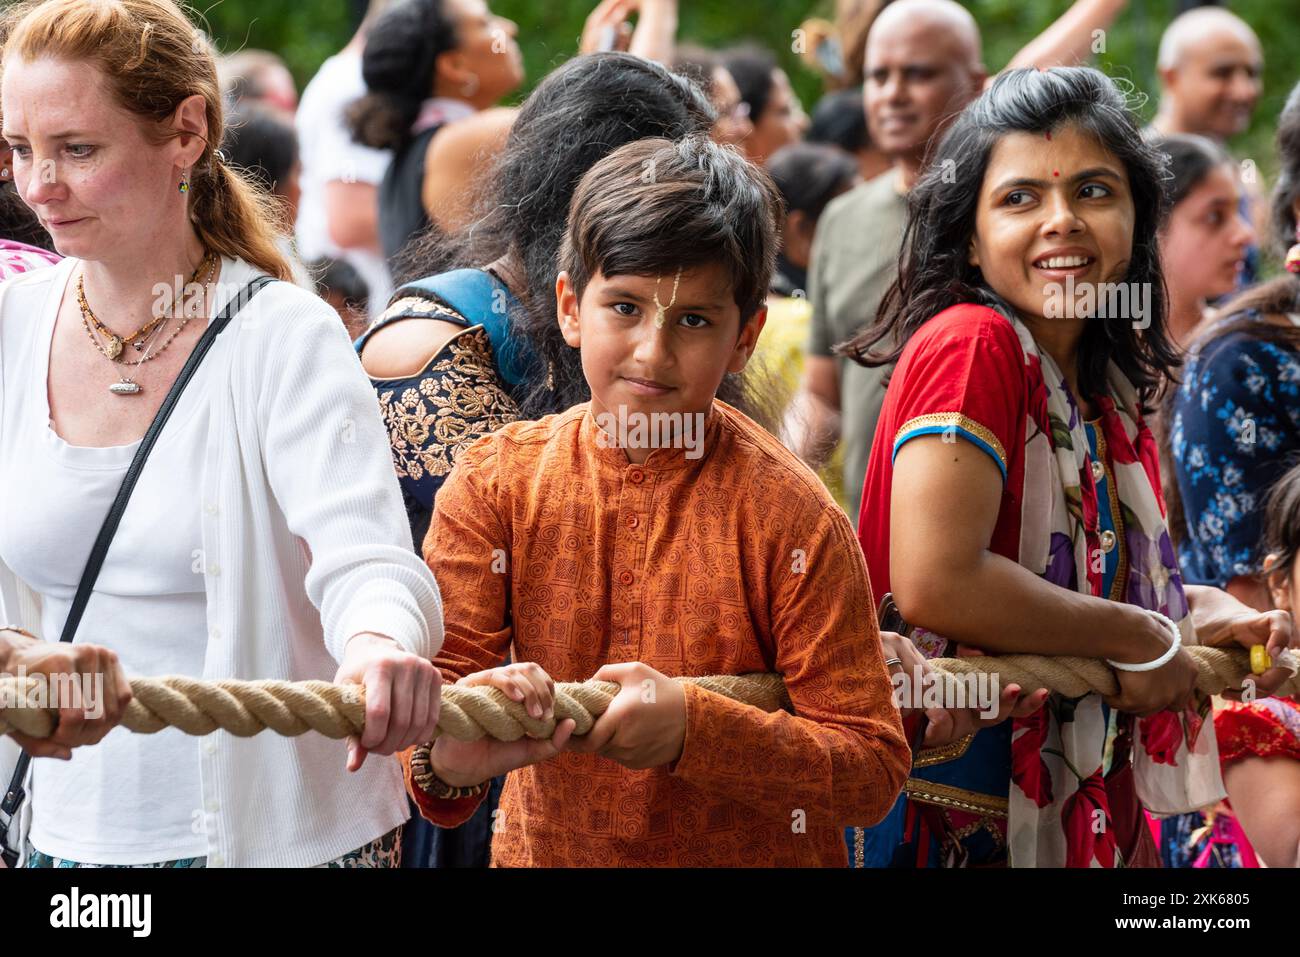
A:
[924, 681, 1051, 747]
[1, 631, 131, 759]
[1103, 613, 1198, 717]
[880, 632, 1049, 747]
[564, 662, 687, 770]
[335, 633, 442, 772]
[430, 663, 576, 788]
[1198, 606, 1298, 701]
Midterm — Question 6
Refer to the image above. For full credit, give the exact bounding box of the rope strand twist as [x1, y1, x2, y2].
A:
[0, 648, 1292, 744]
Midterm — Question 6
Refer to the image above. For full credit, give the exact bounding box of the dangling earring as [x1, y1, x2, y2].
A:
[178, 170, 190, 194]
[546, 360, 555, 391]
[1286, 224, 1300, 275]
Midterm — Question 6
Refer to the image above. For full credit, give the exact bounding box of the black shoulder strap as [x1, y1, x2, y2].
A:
[0, 275, 275, 861]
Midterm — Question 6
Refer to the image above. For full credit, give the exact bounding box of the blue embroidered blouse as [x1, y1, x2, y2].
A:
[356, 269, 534, 549]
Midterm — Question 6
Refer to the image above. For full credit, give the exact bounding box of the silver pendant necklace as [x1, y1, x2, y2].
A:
[108, 315, 176, 395]
[90, 254, 214, 395]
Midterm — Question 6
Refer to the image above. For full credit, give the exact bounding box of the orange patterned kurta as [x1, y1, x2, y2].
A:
[401, 400, 909, 866]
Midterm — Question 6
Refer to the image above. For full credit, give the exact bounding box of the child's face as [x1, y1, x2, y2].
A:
[967, 124, 1136, 324]
[556, 262, 765, 426]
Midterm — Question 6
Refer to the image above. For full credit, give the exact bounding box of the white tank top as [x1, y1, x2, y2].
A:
[0, 265, 215, 863]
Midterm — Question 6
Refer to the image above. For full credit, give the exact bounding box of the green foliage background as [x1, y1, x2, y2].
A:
[201, 0, 1299, 175]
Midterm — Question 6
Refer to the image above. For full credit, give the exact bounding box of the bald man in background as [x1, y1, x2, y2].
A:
[1151, 6, 1265, 285]
[1152, 6, 1262, 142]
[791, 0, 1126, 526]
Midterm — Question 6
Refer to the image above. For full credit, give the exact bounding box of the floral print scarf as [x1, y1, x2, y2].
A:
[1005, 311, 1225, 867]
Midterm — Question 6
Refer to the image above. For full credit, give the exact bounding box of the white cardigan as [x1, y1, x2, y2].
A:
[0, 255, 444, 867]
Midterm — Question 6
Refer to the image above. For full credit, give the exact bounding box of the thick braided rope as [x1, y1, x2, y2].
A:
[0, 648, 1291, 744]
[919, 646, 1300, 700]
[0, 677, 367, 741]
[0, 673, 792, 743]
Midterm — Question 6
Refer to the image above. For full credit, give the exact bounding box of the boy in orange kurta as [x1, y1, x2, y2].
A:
[399, 135, 910, 866]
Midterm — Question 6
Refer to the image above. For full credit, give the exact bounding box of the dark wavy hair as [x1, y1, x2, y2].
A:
[721, 44, 777, 124]
[1211, 79, 1300, 323]
[1262, 462, 1300, 587]
[840, 67, 1179, 410]
[807, 87, 870, 155]
[392, 52, 720, 419]
[1152, 132, 1231, 209]
[559, 135, 783, 324]
[766, 141, 860, 223]
[1263, 80, 1300, 261]
[671, 43, 720, 99]
[347, 0, 459, 151]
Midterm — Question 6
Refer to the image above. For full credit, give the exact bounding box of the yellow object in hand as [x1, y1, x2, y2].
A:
[1251, 644, 1272, 675]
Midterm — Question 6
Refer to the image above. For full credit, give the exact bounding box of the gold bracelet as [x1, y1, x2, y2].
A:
[409, 743, 490, 800]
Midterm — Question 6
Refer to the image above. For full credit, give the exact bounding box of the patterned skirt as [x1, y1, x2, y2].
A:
[27, 826, 403, 868]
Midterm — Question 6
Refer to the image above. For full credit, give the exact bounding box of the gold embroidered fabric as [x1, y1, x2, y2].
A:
[914, 732, 975, 767]
[894, 412, 1010, 473]
[376, 325, 521, 485]
[903, 778, 1010, 817]
[367, 294, 463, 332]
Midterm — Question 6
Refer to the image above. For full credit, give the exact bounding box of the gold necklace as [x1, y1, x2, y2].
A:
[78, 252, 215, 362]
[108, 318, 186, 395]
[89, 254, 219, 396]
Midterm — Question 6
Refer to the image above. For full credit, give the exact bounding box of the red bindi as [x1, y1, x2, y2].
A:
[1053, 170, 1060, 177]
[1045, 131, 1052, 141]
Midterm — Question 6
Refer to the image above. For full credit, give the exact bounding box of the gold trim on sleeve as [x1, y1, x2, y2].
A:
[914, 732, 976, 767]
[894, 413, 1008, 473]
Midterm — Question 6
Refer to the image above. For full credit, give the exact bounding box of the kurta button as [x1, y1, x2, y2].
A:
[1100, 530, 1117, 553]
[204, 740, 217, 755]
[210, 853, 224, 867]
[618, 570, 634, 586]
[1091, 460, 1105, 483]
[625, 515, 639, 529]
[206, 800, 219, 814]
[204, 502, 219, 516]
[207, 563, 221, 577]
[627, 468, 644, 485]
[209, 627, 221, 641]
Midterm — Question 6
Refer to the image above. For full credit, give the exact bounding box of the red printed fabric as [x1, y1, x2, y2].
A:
[856, 303, 1224, 867]
[1215, 696, 1300, 765]
[857, 303, 1029, 606]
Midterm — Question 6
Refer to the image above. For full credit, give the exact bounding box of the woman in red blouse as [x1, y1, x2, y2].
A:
[839, 66, 1297, 867]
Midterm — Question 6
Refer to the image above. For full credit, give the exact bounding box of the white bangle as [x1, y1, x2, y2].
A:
[1107, 611, 1182, 672]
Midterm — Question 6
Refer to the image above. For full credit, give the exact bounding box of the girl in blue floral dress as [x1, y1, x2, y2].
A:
[1167, 80, 1300, 868]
